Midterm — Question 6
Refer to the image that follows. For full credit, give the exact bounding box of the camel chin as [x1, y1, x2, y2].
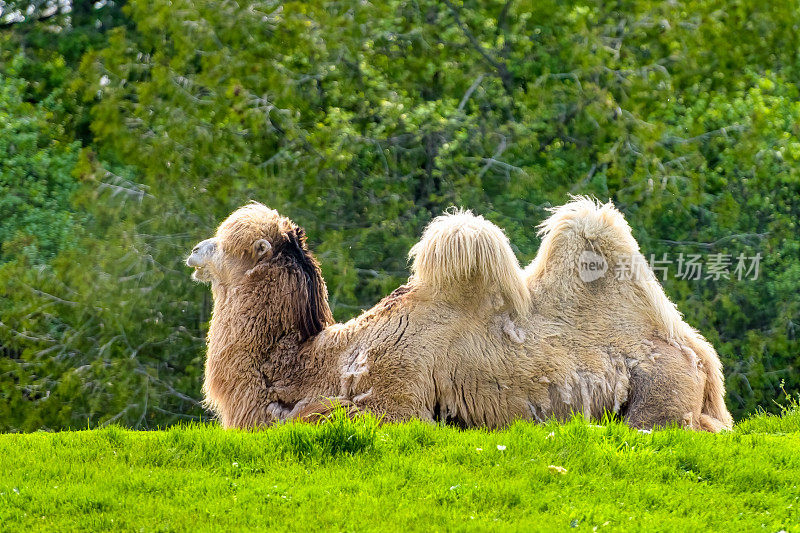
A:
[190, 267, 211, 283]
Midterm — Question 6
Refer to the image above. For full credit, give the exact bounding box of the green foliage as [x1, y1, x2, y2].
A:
[0, 57, 79, 264]
[1, 0, 799, 430]
[0, 415, 799, 530]
[0, 0, 203, 432]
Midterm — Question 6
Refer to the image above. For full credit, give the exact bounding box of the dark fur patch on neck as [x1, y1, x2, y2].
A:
[275, 227, 333, 340]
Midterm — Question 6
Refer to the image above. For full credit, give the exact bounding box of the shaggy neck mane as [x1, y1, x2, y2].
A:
[276, 227, 333, 340]
[205, 227, 334, 425]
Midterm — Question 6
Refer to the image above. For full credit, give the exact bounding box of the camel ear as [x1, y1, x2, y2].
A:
[253, 238, 272, 259]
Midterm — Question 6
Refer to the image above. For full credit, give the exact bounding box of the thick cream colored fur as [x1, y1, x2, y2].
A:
[187, 198, 733, 432]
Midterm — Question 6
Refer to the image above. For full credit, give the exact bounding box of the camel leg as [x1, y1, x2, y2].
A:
[698, 413, 727, 432]
[295, 391, 432, 425]
[625, 339, 706, 431]
[295, 398, 360, 423]
[354, 393, 435, 424]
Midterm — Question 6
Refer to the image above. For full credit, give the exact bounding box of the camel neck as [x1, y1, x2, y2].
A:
[204, 274, 337, 424]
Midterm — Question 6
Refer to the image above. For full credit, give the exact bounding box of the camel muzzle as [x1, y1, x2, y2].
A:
[186, 238, 217, 268]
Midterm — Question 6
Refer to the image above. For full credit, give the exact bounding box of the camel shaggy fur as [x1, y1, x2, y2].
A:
[186, 198, 733, 432]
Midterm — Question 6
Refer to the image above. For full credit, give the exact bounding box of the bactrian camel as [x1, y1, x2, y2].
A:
[185, 198, 733, 432]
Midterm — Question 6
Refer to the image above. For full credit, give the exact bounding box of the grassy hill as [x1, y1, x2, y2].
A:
[1, 408, 798, 532]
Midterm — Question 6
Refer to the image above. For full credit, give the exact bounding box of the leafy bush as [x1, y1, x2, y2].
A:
[1, 0, 798, 430]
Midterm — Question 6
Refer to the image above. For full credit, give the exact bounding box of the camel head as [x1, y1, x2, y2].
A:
[187, 201, 333, 339]
[186, 202, 288, 284]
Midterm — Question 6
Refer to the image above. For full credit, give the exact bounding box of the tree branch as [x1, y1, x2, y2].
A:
[457, 73, 485, 112]
[442, 0, 516, 94]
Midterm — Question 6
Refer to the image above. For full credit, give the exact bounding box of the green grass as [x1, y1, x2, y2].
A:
[1, 408, 799, 532]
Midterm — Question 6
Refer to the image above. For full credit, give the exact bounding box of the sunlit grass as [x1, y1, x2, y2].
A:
[1, 407, 798, 531]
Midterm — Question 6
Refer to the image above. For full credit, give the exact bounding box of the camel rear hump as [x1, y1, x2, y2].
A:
[409, 208, 529, 316]
[528, 196, 685, 334]
[527, 196, 733, 430]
